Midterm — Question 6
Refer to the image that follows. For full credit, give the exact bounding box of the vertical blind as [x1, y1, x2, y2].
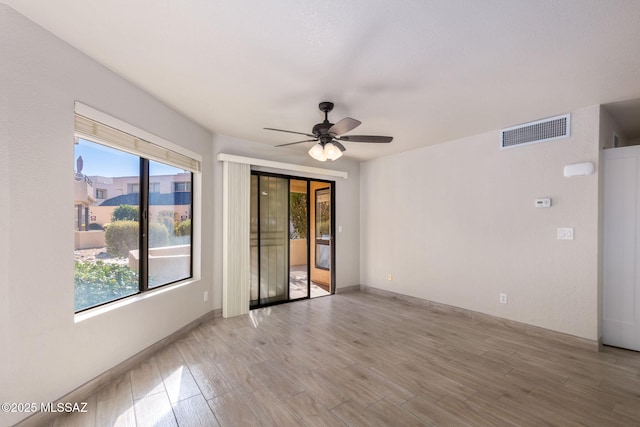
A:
[222, 161, 251, 317]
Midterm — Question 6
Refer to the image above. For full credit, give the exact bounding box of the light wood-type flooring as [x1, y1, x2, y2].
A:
[47, 291, 640, 426]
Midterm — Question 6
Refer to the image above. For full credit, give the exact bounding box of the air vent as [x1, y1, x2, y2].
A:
[500, 114, 570, 149]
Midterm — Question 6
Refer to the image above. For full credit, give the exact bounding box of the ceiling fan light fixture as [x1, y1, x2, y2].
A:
[267, 102, 393, 160]
[308, 143, 327, 161]
[323, 142, 342, 161]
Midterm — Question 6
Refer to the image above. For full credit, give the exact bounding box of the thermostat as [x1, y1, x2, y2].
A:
[535, 198, 551, 208]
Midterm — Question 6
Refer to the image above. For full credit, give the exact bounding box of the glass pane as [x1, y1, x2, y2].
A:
[250, 175, 259, 305]
[315, 188, 331, 239]
[259, 176, 289, 304]
[74, 138, 140, 312]
[148, 161, 192, 288]
[289, 179, 308, 299]
[315, 244, 331, 270]
[315, 187, 331, 270]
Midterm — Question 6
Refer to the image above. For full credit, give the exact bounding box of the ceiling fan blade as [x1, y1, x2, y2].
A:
[338, 135, 393, 143]
[329, 117, 361, 136]
[264, 127, 316, 138]
[275, 139, 317, 147]
[332, 140, 347, 152]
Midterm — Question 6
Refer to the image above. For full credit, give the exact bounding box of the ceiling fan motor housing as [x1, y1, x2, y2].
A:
[313, 101, 335, 140]
[312, 122, 334, 138]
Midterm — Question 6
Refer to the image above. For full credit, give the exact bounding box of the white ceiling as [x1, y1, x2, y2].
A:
[7, 0, 640, 161]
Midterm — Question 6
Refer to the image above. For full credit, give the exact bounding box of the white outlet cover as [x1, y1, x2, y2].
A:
[557, 227, 574, 240]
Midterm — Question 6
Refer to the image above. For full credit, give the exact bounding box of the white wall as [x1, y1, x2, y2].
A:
[0, 4, 10, 401]
[1, 5, 214, 425]
[600, 108, 627, 149]
[212, 134, 361, 298]
[360, 105, 601, 340]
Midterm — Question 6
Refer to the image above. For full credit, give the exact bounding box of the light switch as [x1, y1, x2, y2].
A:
[557, 227, 574, 240]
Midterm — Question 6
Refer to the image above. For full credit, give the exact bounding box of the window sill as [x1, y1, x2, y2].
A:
[74, 278, 197, 323]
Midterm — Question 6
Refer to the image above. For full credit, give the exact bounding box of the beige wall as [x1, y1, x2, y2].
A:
[361, 105, 601, 341]
[74, 230, 106, 249]
[290, 239, 307, 266]
[74, 179, 95, 205]
[2, 6, 214, 425]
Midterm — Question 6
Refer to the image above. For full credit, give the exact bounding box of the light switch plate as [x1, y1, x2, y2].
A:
[557, 227, 574, 240]
[535, 198, 551, 208]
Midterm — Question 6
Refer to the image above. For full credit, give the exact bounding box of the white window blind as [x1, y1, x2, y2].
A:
[74, 112, 201, 173]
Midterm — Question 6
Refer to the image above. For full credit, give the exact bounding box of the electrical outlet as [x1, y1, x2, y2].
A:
[204, 291, 209, 302]
[499, 293, 508, 304]
[387, 273, 393, 281]
[557, 227, 574, 240]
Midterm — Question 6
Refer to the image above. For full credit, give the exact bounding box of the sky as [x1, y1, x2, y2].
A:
[75, 138, 184, 177]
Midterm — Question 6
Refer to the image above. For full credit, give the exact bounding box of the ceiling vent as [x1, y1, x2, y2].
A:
[500, 114, 570, 149]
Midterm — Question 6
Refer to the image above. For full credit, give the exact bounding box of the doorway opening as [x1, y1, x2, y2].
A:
[250, 172, 334, 309]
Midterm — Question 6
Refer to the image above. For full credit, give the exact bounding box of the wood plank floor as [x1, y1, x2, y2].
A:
[46, 291, 640, 426]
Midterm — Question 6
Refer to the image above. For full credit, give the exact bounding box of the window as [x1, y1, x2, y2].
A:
[73, 106, 200, 313]
[173, 181, 191, 192]
[128, 183, 140, 194]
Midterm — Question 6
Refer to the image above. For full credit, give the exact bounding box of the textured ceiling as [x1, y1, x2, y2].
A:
[6, 0, 640, 161]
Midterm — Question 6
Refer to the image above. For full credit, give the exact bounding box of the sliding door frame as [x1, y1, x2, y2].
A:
[250, 170, 335, 309]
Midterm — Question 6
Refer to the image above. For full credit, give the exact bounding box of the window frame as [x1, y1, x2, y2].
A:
[173, 181, 192, 192]
[73, 102, 202, 314]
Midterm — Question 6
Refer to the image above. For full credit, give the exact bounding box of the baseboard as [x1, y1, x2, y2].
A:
[335, 284, 360, 294]
[15, 308, 220, 427]
[358, 284, 599, 352]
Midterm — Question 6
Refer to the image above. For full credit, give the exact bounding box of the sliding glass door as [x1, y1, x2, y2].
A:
[289, 179, 309, 300]
[251, 174, 289, 306]
[251, 172, 333, 309]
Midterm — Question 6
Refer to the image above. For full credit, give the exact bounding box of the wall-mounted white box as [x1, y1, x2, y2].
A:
[557, 228, 574, 240]
[535, 198, 551, 208]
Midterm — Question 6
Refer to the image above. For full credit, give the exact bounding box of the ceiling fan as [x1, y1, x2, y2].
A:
[264, 102, 393, 161]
